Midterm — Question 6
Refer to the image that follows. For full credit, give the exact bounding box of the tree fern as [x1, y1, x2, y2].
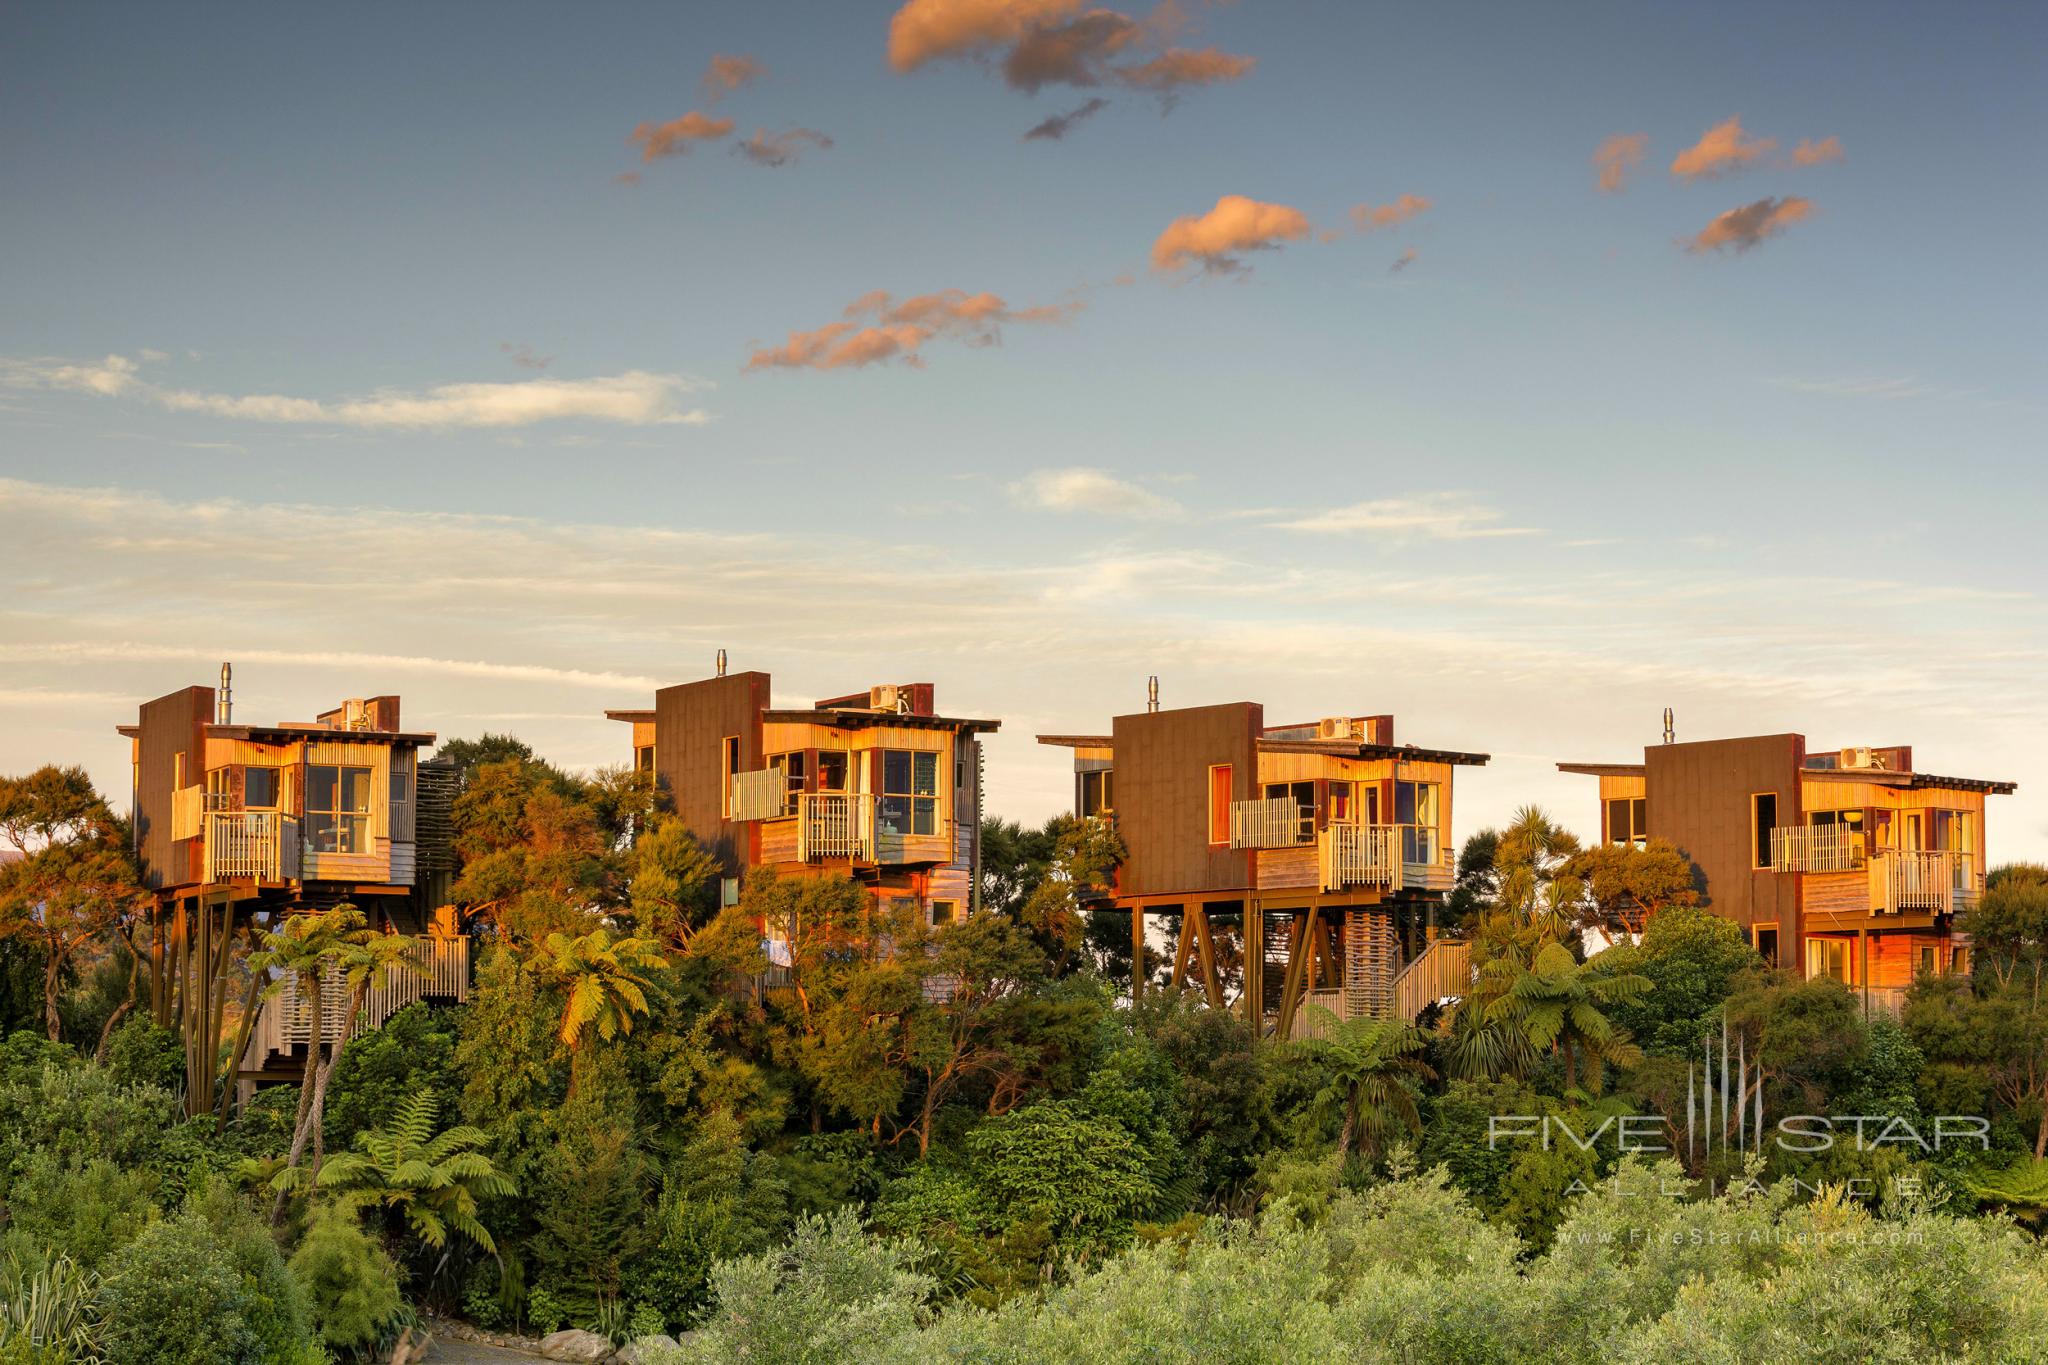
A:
[318, 1088, 514, 1252]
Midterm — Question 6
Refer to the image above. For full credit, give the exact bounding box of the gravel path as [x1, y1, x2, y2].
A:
[432, 1341, 547, 1363]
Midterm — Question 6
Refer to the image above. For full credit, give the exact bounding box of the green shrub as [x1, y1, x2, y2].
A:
[2, 1153, 158, 1270]
[188, 1181, 322, 1365]
[98, 1214, 261, 1365]
[0, 1247, 101, 1363]
[101, 1017, 183, 1092]
[286, 1204, 401, 1352]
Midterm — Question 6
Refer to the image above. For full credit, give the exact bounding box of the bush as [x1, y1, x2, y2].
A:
[101, 1017, 183, 1091]
[97, 1215, 262, 1365]
[0, 1247, 101, 1363]
[286, 1204, 402, 1353]
[188, 1181, 322, 1365]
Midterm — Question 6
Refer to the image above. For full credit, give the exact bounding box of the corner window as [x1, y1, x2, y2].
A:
[1079, 769, 1113, 820]
[306, 764, 373, 854]
[1751, 793, 1779, 869]
[878, 749, 939, 836]
[1606, 797, 1647, 846]
[1207, 765, 1232, 845]
[634, 744, 654, 774]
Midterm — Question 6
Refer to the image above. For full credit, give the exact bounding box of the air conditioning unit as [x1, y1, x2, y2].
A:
[1839, 746, 1875, 770]
[1318, 716, 1356, 740]
[867, 685, 913, 714]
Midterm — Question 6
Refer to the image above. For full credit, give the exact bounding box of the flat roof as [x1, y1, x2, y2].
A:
[1037, 734, 1114, 749]
[763, 708, 1000, 734]
[1259, 738, 1490, 766]
[1558, 759, 2014, 795]
[605, 709, 656, 723]
[1556, 761, 1646, 777]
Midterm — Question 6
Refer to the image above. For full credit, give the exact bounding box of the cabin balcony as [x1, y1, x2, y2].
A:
[1229, 797, 1312, 850]
[1320, 822, 1453, 893]
[1769, 824, 1865, 873]
[1874, 849, 1977, 917]
[203, 808, 300, 882]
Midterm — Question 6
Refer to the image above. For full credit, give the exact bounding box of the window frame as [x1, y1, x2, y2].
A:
[304, 762, 374, 855]
[877, 748, 940, 837]
[930, 899, 958, 926]
[1207, 764, 1232, 846]
[721, 736, 740, 818]
[244, 765, 281, 810]
[1753, 923, 1780, 964]
[1750, 791, 1779, 869]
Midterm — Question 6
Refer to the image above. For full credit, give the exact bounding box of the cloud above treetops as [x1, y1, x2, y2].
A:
[887, 0, 1252, 137]
[1151, 194, 1312, 274]
[700, 53, 765, 103]
[629, 111, 736, 161]
[1593, 132, 1648, 192]
[745, 289, 1081, 372]
[0, 353, 711, 428]
[1686, 196, 1814, 253]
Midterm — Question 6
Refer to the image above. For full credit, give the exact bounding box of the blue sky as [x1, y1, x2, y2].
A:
[3, 1, 2044, 855]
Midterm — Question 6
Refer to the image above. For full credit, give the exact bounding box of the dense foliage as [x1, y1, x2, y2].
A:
[1, 747, 2044, 1361]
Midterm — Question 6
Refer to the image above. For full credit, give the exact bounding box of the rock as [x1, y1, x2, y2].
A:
[609, 1335, 681, 1365]
[539, 1329, 614, 1362]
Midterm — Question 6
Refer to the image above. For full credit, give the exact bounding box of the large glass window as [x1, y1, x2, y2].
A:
[878, 749, 939, 836]
[1395, 780, 1440, 863]
[1207, 765, 1232, 845]
[305, 765, 372, 853]
[1751, 792, 1779, 868]
[1806, 937, 1849, 984]
[817, 751, 849, 792]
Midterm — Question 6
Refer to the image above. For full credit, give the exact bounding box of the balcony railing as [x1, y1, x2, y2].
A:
[731, 768, 788, 822]
[203, 810, 299, 882]
[798, 791, 875, 862]
[1229, 797, 1310, 849]
[1321, 824, 1451, 893]
[1874, 849, 1976, 916]
[1769, 824, 1866, 873]
[251, 933, 470, 1065]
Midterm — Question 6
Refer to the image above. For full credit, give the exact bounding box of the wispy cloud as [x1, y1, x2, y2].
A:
[1789, 135, 1845, 167]
[1, 353, 711, 428]
[1593, 132, 1648, 192]
[1670, 116, 1776, 181]
[1265, 494, 1539, 539]
[1152, 194, 1312, 274]
[1006, 466, 1183, 519]
[501, 343, 553, 371]
[1023, 96, 1109, 141]
[1350, 193, 1431, 233]
[1768, 375, 1933, 400]
[628, 111, 736, 161]
[1389, 247, 1419, 274]
[887, 0, 1252, 102]
[1686, 196, 1813, 253]
[746, 289, 1080, 372]
[701, 53, 765, 103]
[733, 127, 834, 167]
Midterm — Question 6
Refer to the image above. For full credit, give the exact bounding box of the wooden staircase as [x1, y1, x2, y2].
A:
[1392, 939, 1472, 1023]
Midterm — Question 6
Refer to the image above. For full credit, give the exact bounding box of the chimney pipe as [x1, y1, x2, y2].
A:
[1146, 675, 1159, 713]
[716, 648, 728, 678]
[218, 662, 233, 725]
[1662, 707, 1675, 745]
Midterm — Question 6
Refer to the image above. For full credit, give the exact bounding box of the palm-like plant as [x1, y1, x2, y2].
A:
[1299, 1008, 1435, 1159]
[1495, 806, 1586, 942]
[0, 1247, 100, 1360]
[541, 927, 669, 1091]
[1485, 940, 1650, 1094]
[318, 1089, 514, 1253]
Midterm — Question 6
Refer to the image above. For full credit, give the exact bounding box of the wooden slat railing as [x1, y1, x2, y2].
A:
[1874, 850, 1973, 915]
[731, 769, 787, 822]
[204, 811, 298, 881]
[798, 792, 873, 861]
[250, 935, 471, 1068]
[1321, 825, 1448, 892]
[1230, 797, 1307, 850]
[1769, 825, 1865, 873]
[1392, 939, 1472, 1022]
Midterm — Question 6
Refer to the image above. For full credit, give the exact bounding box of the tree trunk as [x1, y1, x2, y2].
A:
[42, 938, 65, 1041]
[216, 969, 265, 1131]
[2036, 1101, 2047, 1161]
[95, 950, 140, 1063]
[1339, 1096, 1358, 1157]
[273, 975, 323, 1224]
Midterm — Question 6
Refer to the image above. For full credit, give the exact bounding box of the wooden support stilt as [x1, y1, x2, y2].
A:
[1275, 910, 1315, 1042]
[1193, 906, 1222, 1008]
[1170, 912, 1193, 989]
[1131, 904, 1145, 999]
[1244, 904, 1264, 1032]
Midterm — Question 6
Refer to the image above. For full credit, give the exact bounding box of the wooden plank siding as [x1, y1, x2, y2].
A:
[654, 671, 771, 873]
[1642, 734, 1802, 939]
[1111, 702, 1260, 900]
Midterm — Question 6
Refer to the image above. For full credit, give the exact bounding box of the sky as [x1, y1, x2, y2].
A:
[2, 1, 2045, 858]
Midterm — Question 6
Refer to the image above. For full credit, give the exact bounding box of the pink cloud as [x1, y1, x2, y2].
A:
[629, 111, 736, 161]
[747, 289, 1080, 372]
[1790, 135, 1845, 167]
[1350, 193, 1431, 232]
[1670, 116, 1777, 181]
[1152, 194, 1313, 274]
[1686, 196, 1813, 253]
[1593, 132, 1648, 192]
[701, 54, 765, 102]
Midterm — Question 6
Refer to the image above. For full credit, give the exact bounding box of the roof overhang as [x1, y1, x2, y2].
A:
[1803, 768, 2016, 795]
[605, 709, 656, 724]
[1556, 762, 1647, 778]
[1037, 734, 1114, 749]
[764, 709, 1000, 735]
[1260, 739, 1490, 766]
[205, 724, 437, 745]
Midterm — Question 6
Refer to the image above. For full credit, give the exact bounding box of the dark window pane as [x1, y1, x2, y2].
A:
[818, 753, 848, 791]
[340, 767, 372, 813]
[1753, 793, 1778, 866]
[306, 813, 336, 853]
[1631, 799, 1647, 839]
[912, 796, 936, 836]
[390, 770, 410, 805]
[878, 794, 910, 834]
[913, 752, 938, 797]
[884, 750, 912, 796]
[1607, 799, 1629, 843]
[307, 766, 338, 814]
[245, 767, 279, 809]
